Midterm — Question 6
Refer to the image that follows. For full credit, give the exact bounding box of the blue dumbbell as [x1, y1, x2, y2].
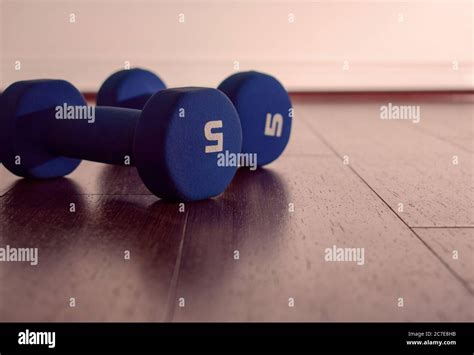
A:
[97, 68, 166, 109]
[98, 69, 292, 167]
[0, 80, 242, 201]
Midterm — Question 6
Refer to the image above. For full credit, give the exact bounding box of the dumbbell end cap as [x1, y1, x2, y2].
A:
[0, 80, 83, 178]
[134, 87, 242, 201]
[218, 71, 292, 166]
[97, 68, 166, 109]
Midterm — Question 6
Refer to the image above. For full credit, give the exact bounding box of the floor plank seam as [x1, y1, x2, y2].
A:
[411, 124, 473, 154]
[163, 209, 189, 322]
[1, 186, 19, 197]
[303, 121, 474, 295]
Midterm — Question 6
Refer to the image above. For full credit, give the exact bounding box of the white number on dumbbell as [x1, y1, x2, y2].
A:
[264, 113, 283, 137]
[204, 120, 223, 153]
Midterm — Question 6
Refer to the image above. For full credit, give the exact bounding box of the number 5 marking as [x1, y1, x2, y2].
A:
[264, 113, 283, 137]
[204, 120, 223, 153]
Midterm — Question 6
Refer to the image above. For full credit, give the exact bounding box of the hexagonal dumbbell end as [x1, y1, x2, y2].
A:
[97, 68, 166, 109]
[0, 80, 242, 201]
[0, 79, 85, 179]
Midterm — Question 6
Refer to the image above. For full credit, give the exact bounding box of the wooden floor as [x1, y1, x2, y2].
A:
[0, 93, 473, 322]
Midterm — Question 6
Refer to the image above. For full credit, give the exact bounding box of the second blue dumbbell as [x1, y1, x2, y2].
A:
[98, 68, 292, 167]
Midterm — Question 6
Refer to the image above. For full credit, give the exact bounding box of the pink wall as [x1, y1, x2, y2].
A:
[1, 0, 473, 91]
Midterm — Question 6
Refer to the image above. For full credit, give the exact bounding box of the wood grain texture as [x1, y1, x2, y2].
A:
[411, 103, 473, 153]
[171, 157, 474, 322]
[0, 179, 185, 321]
[0, 93, 472, 322]
[299, 100, 474, 227]
[66, 162, 151, 195]
[414, 228, 474, 291]
[282, 112, 333, 157]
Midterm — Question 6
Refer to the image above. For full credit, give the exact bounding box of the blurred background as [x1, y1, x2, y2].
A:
[0, 0, 473, 92]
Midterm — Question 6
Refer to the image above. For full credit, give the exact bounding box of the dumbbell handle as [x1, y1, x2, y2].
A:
[43, 106, 140, 166]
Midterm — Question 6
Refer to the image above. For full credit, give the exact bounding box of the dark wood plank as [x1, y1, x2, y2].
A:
[170, 157, 474, 322]
[63, 161, 151, 195]
[299, 100, 473, 227]
[412, 102, 473, 153]
[0, 178, 186, 321]
[414, 228, 474, 291]
[1, 92, 472, 323]
[1, 161, 150, 197]
[283, 111, 333, 157]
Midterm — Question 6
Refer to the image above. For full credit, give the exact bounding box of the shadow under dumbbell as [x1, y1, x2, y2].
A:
[0, 177, 89, 250]
[97, 164, 151, 195]
[2, 176, 86, 205]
